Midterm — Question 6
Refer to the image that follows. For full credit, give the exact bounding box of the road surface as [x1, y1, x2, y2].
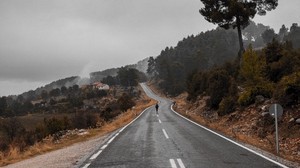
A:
[81, 83, 286, 168]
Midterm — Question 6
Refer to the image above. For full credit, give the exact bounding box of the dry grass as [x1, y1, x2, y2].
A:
[0, 88, 156, 167]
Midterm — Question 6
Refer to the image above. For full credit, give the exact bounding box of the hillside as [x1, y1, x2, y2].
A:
[90, 57, 149, 83]
[150, 22, 300, 97]
[148, 21, 300, 164]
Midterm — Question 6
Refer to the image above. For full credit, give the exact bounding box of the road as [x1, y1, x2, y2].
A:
[81, 83, 286, 168]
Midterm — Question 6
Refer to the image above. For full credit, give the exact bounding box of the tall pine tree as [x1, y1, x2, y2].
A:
[199, 0, 278, 59]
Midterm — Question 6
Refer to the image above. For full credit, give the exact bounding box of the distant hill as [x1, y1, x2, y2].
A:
[89, 57, 149, 83]
[19, 76, 81, 100]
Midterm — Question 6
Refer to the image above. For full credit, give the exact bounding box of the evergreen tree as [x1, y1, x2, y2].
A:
[240, 45, 265, 86]
[199, 0, 278, 59]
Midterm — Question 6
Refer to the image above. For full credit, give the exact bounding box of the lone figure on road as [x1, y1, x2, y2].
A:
[155, 103, 159, 114]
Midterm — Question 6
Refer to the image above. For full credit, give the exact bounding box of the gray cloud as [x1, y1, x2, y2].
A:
[0, 0, 299, 96]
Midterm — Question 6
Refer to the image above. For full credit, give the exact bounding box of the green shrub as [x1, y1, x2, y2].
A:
[238, 90, 253, 106]
[238, 84, 274, 106]
[274, 72, 300, 106]
[218, 96, 236, 116]
[207, 70, 230, 109]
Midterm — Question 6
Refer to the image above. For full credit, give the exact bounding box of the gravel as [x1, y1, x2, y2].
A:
[2, 133, 112, 168]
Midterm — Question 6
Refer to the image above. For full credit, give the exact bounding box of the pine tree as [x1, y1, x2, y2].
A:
[199, 0, 278, 59]
[240, 45, 265, 86]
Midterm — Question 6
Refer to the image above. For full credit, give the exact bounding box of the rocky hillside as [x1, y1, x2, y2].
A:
[173, 93, 300, 165]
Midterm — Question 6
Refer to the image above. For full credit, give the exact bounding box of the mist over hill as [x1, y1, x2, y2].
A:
[7, 21, 300, 100]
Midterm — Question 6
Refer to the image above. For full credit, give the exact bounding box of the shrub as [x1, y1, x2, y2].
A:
[118, 93, 135, 112]
[274, 71, 300, 106]
[218, 96, 237, 116]
[44, 117, 65, 135]
[72, 112, 101, 129]
[207, 70, 230, 109]
[238, 90, 253, 106]
[238, 84, 274, 106]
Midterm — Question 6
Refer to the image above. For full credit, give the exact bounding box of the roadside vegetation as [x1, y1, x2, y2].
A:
[148, 21, 300, 163]
[0, 67, 151, 166]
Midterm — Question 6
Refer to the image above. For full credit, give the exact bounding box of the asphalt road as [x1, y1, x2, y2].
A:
[81, 83, 286, 168]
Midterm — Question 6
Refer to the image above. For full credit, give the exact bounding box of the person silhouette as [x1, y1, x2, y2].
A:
[155, 103, 159, 115]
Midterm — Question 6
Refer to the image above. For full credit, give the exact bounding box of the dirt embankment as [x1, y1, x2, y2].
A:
[172, 92, 300, 167]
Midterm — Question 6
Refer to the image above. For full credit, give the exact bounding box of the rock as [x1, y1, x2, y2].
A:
[79, 129, 86, 133]
[289, 118, 295, 123]
[261, 112, 269, 116]
[261, 105, 268, 111]
[295, 118, 300, 124]
[255, 95, 265, 104]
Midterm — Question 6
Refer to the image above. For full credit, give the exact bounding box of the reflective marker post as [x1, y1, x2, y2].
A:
[275, 104, 279, 154]
[269, 104, 283, 155]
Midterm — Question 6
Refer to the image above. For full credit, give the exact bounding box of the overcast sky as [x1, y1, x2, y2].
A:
[0, 0, 299, 96]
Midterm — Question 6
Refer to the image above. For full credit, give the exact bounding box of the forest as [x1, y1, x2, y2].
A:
[148, 22, 300, 104]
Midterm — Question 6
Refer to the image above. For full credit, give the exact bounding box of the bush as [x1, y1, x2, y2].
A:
[44, 117, 65, 135]
[218, 96, 237, 116]
[118, 93, 135, 112]
[238, 84, 274, 106]
[186, 71, 209, 101]
[238, 90, 253, 106]
[72, 112, 101, 129]
[207, 70, 230, 109]
[274, 72, 300, 106]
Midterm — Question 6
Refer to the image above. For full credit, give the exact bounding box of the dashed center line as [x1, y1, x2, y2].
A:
[158, 119, 162, 123]
[162, 129, 169, 139]
[169, 158, 186, 168]
[177, 158, 186, 168]
[169, 159, 177, 168]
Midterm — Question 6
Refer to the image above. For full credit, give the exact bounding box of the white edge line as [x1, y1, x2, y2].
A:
[162, 129, 169, 139]
[170, 105, 288, 168]
[90, 150, 102, 160]
[100, 144, 108, 150]
[86, 105, 152, 164]
[169, 159, 177, 168]
[82, 163, 91, 168]
[177, 158, 186, 168]
[107, 137, 115, 144]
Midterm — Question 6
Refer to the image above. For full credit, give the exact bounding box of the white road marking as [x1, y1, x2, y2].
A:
[177, 158, 186, 168]
[158, 119, 162, 123]
[169, 159, 177, 168]
[170, 105, 288, 168]
[83, 101, 153, 167]
[82, 163, 91, 168]
[107, 137, 115, 144]
[162, 129, 169, 139]
[90, 150, 102, 160]
[101, 144, 108, 150]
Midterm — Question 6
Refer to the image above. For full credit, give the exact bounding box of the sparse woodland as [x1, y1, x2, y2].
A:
[0, 67, 146, 162]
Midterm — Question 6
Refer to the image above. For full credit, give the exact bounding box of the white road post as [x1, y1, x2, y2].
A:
[275, 104, 279, 155]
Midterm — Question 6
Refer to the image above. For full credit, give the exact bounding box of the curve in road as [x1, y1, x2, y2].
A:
[80, 83, 287, 168]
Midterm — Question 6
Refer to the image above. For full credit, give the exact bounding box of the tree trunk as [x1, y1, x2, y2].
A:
[236, 16, 244, 63]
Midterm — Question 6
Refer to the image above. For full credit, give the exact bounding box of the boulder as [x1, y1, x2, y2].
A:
[295, 118, 300, 124]
[289, 118, 295, 123]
